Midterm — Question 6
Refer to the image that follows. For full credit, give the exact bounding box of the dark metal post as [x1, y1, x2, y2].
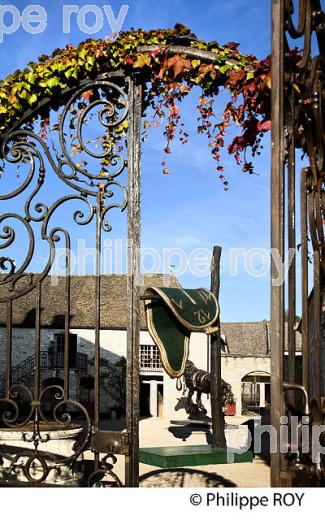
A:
[271, 0, 285, 487]
[210, 246, 226, 448]
[126, 77, 143, 487]
[5, 300, 12, 397]
[300, 168, 309, 392]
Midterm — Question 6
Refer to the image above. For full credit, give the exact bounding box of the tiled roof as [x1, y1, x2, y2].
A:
[0, 274, 301, 357]
[0, 274, 180, 330]
[221, 320, 301, 357]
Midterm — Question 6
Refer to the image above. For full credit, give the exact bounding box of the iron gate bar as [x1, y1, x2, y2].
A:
[93, 189, 102, 473]
[95, 189, 102, 435]
[287, 85, 296, 404]
[126, 77, 143, 488]
[271, 0, 286, 488]
[5, 300, 12, 397]
[314, 246, 321, 409]
[34, 281, 41, 400]
[300, 167, 309, 391]
[64, 233, 71, 401]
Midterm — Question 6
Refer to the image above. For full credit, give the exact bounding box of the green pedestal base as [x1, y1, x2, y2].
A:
[139, 445, 253, 468]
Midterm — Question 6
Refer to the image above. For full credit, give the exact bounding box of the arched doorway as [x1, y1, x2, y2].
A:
[241, 371, 270, 414]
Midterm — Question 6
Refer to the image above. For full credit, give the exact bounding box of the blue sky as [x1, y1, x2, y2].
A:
[0, 0, 272, 321]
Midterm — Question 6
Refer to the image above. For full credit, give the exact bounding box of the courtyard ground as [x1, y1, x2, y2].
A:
[113, 415, 271, 487]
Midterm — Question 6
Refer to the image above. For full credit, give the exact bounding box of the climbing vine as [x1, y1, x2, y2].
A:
[0, 24, 272, 186]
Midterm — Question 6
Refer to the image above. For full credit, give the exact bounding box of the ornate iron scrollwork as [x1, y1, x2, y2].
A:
[0, 73, 131, 486]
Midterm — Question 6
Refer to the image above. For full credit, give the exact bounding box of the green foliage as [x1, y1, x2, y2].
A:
[0, 24, 272, 183]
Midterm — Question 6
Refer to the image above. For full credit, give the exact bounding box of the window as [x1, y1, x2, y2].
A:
[53, 333, 77, 368]
[140, 345, 162, 372]
[54, 333, 65, 353]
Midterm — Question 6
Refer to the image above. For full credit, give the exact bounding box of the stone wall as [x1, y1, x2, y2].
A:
[221, 355, 270, 415]
[0, 327, 270, 417]
[0, 328, 61, 368]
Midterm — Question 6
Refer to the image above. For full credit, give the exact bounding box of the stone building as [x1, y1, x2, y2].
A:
[0, 274, 282, 418]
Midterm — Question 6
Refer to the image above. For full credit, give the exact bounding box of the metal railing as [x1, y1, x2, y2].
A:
[0, 351, 88, 393]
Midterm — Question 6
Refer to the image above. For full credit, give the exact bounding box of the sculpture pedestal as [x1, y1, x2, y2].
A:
[139, 445, 253, 468]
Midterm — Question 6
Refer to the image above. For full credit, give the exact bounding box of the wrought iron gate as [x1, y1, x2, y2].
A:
[0, 72, 142, 486]
[271, 0, 325, 486]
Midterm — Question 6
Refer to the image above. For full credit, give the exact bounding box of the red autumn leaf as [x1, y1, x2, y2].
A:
[243, 162, 254, 173]
[151, 48, 161, 57]
[82, 90, 93, 101]
[224, 42, 240, 51]
[228, 70, 246, 85]
[179, 84, 190, 94]
[169, 104, 179, 117]
[166, 55, 191, 78]
[156, 68, 165, 80]
[41, 117, 50, 128]
[257, 119, 271, 131]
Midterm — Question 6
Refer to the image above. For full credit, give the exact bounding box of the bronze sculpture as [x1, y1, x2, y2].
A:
[183, 360, 232, 417]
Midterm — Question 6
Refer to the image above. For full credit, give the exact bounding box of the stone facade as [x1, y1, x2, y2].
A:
[0, 325, 271, 417]
[0, 274, 274, 418]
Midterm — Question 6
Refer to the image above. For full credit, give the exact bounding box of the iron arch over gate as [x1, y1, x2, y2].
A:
[2, 1, 325, 487]
[0, 44, 229, 487]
